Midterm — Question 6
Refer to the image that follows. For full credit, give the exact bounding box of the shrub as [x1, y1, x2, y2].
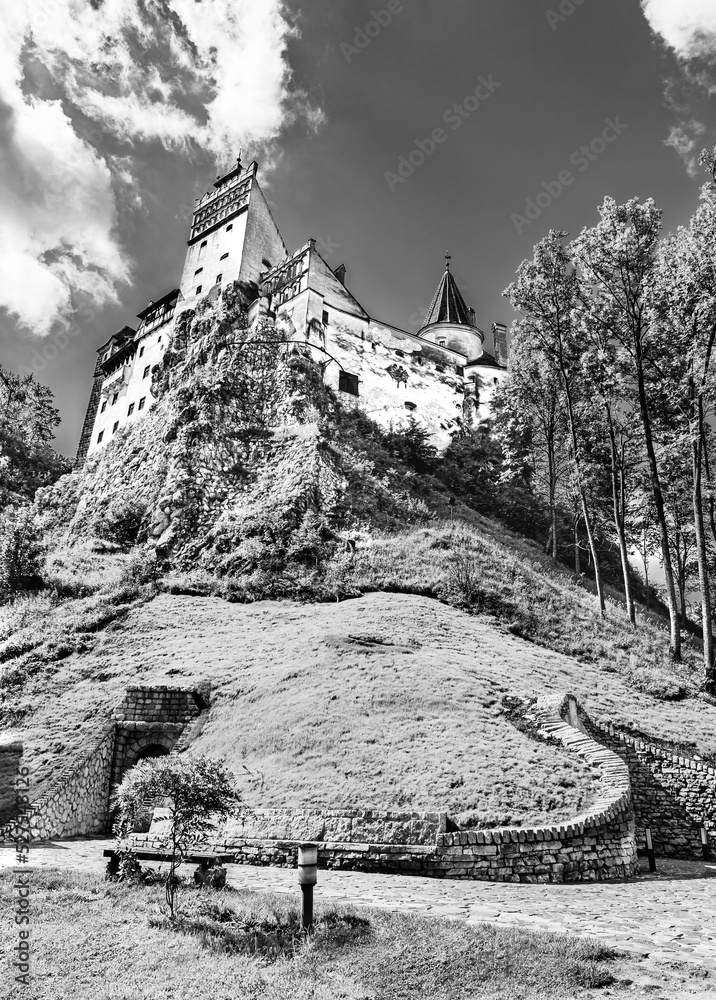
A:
[91, 493, 148, 549]
[113, 755, 240, 919]
[0, 507, 43, 600]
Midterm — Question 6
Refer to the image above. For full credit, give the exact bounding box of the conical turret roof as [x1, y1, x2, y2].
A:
[422, 259, 474, 329]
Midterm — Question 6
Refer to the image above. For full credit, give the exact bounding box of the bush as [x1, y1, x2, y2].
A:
[0, 507, 43, 600]
[91, 494, 148, 549]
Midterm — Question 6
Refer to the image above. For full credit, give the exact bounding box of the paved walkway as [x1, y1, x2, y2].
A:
[3, 838, 716, 970]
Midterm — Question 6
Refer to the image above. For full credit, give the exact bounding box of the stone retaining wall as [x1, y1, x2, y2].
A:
[149, 807, 445, 848]
[3, 724, 117, 842]
[111, 685, 204, 725]
[133, 693, 639, 883]
[0, 685, 207, 844]
[594, 723, 716, 859]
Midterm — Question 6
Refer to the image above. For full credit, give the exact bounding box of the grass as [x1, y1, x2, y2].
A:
[2, 867, 706, 1000]
[2, 518, 716, 817]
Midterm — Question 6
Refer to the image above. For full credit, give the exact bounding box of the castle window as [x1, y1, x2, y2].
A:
[435, 365, 445, 373]
[139, 346, 145, 358]
[100, 400, 107, 413]
[494, 378, 499, 385]
[216, 274, 222, 284]
[405, 401, 417, 412]
[97, 431, 104, 443]
[143, 366, 150, 378]
[220, 253, 229, 261]
[438, 339, 446, 347]
[395, 350, 404, 357]
[128, 403, 135, 416]
[102, 352, 109, 361]
[194, 267, 203, 276]
[456, 366, 464, 376]
[112, 393, 118, 405]
[196, 285, 202, 294]
[322, 310, 329, 325]
[339, 371, 360, 397]
[112, 421, 119, 433]
[138, 397, 146, 410]
[262, 258, 272, 269]
[226, 224, 232, 232]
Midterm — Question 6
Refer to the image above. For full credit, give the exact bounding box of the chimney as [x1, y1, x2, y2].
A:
[334, 264, 347, 286]
[492, 323, 508, 366]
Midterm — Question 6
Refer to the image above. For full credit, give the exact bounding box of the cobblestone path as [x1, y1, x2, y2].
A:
[2, 838, 716, 971]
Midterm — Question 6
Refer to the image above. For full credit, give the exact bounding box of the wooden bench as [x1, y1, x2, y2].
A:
[103, 847, 234, 877]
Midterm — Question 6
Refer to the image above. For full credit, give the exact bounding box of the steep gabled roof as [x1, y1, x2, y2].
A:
[422, 263, 473, 329]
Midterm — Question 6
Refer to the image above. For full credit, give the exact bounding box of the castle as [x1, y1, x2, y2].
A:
[76, 157, 508, 464]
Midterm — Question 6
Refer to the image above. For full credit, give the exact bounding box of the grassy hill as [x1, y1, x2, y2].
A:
[2, 282, 715, 830]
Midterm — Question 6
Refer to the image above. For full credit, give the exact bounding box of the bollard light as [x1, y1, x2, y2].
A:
[298, 843, 318, 932]
[699, 825, 712, 862]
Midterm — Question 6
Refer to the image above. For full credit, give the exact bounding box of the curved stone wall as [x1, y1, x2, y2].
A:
[593, 721, 716, 858]
[134, 692, 639, 883]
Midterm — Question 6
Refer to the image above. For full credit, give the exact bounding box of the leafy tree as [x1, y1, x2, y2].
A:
[504, 231, 607, 614]
[572, 199, 682, 653]
[384, 418, 438, 475]
[0, 507, 43, 600]
[114, 755, 240, 919]
[649, 187, 716, 686]
[0, 367, 69, 509]
[493, 339, 569, 561]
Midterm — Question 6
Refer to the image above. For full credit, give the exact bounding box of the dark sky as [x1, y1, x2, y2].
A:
[0, 0, 707, 456]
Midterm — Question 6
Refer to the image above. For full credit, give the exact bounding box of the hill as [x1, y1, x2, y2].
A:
[2, 281, 715, 830]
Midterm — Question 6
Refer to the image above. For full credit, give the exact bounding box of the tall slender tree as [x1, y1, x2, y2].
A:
[504, 231, 606, 613]
[573, 198, 681, 656]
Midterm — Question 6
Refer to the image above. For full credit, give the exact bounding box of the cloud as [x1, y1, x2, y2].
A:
[641, 1, 716, 174]
[0, 0, 322, 336]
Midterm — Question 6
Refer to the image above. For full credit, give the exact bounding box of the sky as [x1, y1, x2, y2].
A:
[1, 0, 716, 457]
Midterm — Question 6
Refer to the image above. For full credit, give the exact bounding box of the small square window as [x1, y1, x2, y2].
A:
[112, 393, 118, 405]
[395, 349, 404, 357]
[322, 310, 329, 325]
[194, 267, 203, 276]
[143, 366, 150, 378]
[138, 397, 146, 410]
[216, 273, 222, 284]
[338, 371, 360, 397]
[405, 401, 416, 411]
[100, 400, 107, 413]
[112, 421, 119, 433]
[196, 285, 202, 294]
[200, 240, 207, 248]
[97, 431, 104, 443]
[139, 345, 145, 357]
[128, 403, 135, 416]
[220, 252, 229, 261]
[438, 339, 446, 347]
[226, 224, 232, 232]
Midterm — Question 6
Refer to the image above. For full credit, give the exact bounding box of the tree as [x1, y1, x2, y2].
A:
[493, 340, 569, 561]
[649, 191, 716, 687]
[0, 366, 69, 509]
[114, 755, 240, 919]
[504, 231, 607, 613]
[572, 198, 682, 654]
